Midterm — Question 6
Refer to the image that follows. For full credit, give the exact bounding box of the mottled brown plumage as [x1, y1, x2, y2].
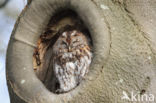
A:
[52, 29, 92, 93]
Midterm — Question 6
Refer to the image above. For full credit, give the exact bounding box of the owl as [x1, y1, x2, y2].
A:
[52, 27, 92, 93]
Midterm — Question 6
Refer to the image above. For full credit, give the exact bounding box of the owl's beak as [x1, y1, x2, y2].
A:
[68, 46, 72, 52]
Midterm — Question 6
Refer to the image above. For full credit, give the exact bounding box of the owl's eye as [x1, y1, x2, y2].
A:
[72, 39, 79, 44]
[74, 32, 80, 36]
[61, 41, 67, 46]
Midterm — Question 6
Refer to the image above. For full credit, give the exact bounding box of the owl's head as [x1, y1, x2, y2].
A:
[63, 30, 87, 48]
[53, 28, 90, 53]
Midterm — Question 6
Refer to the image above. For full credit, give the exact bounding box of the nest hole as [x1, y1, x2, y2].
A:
[33, 9, 93, 94]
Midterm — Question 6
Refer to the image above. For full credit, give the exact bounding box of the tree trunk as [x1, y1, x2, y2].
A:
[6, 0, 156, 103]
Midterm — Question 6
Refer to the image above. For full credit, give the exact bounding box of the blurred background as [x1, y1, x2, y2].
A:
[0, 0, 27, 102]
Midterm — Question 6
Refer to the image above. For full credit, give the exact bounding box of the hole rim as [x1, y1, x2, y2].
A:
[6, 0, 110, 102]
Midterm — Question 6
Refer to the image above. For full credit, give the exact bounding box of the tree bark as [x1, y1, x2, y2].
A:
[6, 0, 156, 103]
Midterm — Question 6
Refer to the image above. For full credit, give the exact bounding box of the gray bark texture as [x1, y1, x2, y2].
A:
[6, 0, 156, 103]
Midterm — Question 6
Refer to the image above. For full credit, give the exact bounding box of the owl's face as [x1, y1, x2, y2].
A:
[53, 30, 88, 53]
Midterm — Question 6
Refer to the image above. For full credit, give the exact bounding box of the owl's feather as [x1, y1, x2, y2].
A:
[52, 30, 92, 93]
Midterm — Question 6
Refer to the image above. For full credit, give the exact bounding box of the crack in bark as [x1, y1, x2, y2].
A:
[13, 36, 37, 48]
[112, 0, 156, 56]
[124, 7, 156, 56]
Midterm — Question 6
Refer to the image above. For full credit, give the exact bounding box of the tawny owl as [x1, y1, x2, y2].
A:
[52, 27, 92, 93]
